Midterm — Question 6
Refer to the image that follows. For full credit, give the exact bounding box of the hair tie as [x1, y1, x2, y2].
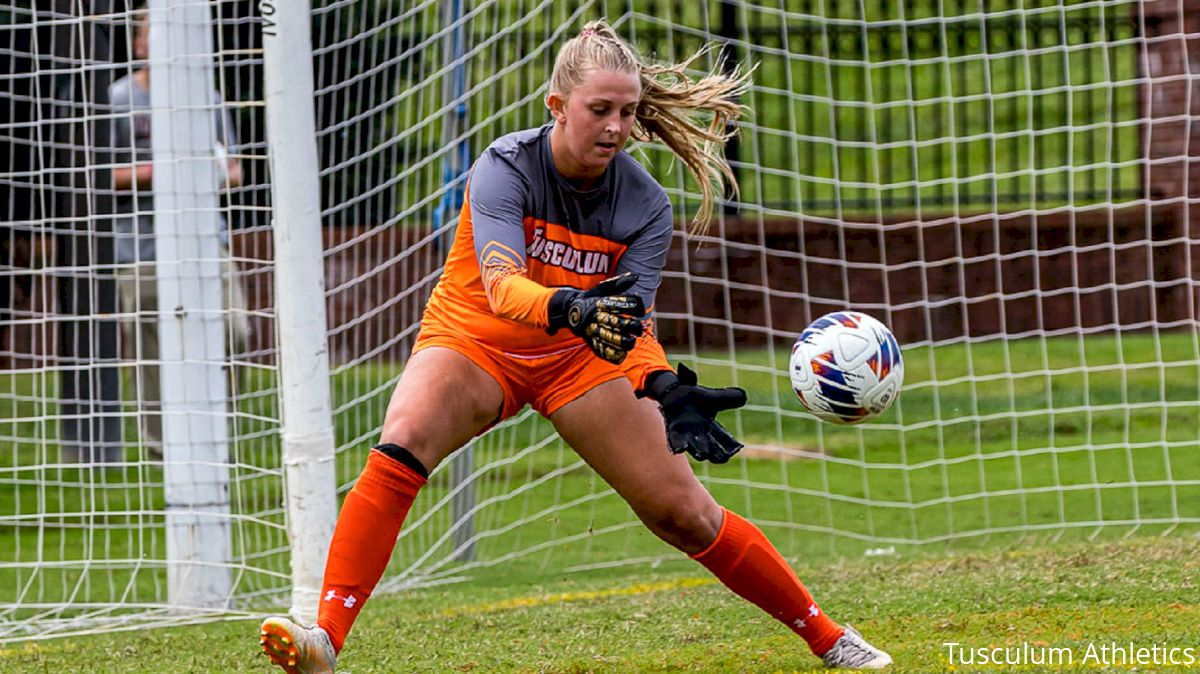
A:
[580, 27, 596, 39]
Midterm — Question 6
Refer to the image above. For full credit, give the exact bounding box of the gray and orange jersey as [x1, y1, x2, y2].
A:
[423, 124, 673, 390]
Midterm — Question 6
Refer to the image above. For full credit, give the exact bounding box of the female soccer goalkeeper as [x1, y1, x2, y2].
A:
[260, 20, 891, 672]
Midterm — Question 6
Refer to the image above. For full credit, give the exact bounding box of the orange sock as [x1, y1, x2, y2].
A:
[317, 449, 426, 653]
[691, 508, 844, 656]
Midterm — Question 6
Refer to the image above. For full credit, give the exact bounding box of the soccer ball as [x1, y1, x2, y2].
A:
[789, 311, 903, 424]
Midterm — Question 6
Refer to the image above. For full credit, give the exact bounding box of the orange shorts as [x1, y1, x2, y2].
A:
[412, 309, 628, 424]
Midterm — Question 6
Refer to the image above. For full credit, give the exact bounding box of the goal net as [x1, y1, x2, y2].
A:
[1, 0, 282, 638]
[3, 0, 1198, 641]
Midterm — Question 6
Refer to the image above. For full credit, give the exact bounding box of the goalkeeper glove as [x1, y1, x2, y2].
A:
[646, 364, 747, 464]
[546, 272, 645, 365]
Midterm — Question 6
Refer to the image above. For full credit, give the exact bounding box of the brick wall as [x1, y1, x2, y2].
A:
[658, 207, 1191, 349]
[227, 203, 1193, 363]
[5, 200, 1194, 368]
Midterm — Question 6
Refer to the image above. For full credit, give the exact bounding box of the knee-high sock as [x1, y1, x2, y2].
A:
[317, 450, 426, 653]
[691, 507, 844, 656]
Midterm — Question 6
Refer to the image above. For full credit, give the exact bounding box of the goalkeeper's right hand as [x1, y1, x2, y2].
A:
[546, 272, 645, 364]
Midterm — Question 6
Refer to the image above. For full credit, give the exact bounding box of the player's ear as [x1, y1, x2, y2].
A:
[546, 92, 567, 124]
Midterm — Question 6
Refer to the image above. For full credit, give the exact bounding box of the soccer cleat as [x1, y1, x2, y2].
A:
[821, 625, 893, 669]
[259, 616, 337, 674]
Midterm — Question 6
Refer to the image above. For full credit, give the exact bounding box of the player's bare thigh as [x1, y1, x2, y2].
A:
[549, 378, 723, 554]
[379, 346, 504, 472]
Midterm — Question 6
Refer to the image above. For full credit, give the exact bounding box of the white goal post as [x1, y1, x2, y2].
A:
[259, 0, 339, 626]
[2, 0, 1199, 642]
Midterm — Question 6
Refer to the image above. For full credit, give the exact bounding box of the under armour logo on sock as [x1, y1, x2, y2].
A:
[808, 604, 820, 617]
[324, 589, 357, 608]
[793, 617, 807, 629]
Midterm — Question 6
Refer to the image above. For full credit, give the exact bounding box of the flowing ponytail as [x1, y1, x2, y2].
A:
[549, 20, 752, 236]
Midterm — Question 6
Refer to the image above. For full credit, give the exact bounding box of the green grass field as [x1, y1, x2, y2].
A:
[2, 536, 1197, 672]
[2, 332, 1199, 671]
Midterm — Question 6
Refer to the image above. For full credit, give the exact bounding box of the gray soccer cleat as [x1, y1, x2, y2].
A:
[259, 616, 337, 674]
[821, 625, 893, 669]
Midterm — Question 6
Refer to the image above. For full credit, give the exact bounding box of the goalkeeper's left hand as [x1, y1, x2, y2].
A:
[645, 364, 747, 464]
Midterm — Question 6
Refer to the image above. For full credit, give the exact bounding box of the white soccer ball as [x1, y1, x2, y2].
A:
[789, 311, 904, 424]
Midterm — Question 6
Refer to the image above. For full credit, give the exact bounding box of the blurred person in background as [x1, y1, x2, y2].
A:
[109, 4, 250, 457]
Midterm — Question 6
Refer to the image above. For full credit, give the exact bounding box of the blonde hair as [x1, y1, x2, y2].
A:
[549, 20, 751, 236]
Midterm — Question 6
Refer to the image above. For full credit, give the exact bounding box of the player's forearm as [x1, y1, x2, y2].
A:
[224, 158, 243, 188]
[483, 268, 557, 327]
[113, 163, 153, 189]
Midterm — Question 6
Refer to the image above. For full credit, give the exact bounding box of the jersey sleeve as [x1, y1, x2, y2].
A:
[468, 149, 556, 326]
[614, 196, 675, 392]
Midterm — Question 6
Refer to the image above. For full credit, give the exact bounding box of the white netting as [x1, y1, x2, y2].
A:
[310, 0, 1199, 586]
[0, 0, 284, 639]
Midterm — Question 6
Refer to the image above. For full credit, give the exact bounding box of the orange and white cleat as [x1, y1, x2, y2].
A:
[821, 625, 893, 669]
[259, 616, 337, 674]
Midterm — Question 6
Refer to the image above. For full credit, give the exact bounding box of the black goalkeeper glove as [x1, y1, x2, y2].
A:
[546, 272, 646, 365]
[645, 364, 748, 464]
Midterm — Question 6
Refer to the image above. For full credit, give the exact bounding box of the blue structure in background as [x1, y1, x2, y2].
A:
[434, 0, 469, 253]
